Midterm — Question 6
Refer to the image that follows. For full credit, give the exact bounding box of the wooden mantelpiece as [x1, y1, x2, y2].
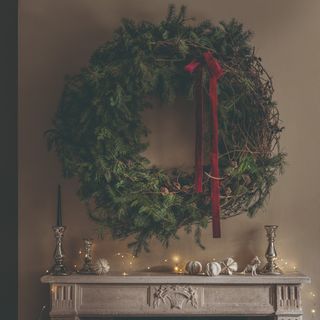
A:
[41, 272, 310, 320]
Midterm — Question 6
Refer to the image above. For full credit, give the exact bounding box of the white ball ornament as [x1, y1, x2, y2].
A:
[205, 262, 222, 276]
[94, 258, 110, 275]
[185, 261, 202, 275]
[221, 257, 238, 275]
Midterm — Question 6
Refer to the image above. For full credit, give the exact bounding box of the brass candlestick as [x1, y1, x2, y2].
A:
[79, 238, 96, 274]
[49, 226, 70, 276]
[261, 225, 282, 275]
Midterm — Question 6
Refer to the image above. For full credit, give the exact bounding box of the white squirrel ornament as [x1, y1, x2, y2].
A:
[240, 256, 261, 276]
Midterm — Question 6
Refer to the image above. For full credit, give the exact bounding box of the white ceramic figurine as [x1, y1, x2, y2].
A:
[241, 256, 261, 276]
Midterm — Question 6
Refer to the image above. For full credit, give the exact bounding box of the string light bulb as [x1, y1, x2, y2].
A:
[172, 255, 180, 263]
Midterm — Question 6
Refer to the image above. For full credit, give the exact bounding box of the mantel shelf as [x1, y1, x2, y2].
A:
[41, 271, 310, 285]
[41, 271, 311, 320]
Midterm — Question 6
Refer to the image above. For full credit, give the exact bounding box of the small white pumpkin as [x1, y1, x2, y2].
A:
[205, 262, 221, 276]
[221, 257, 238, 275]
[185, 260, 202, 275]
[94, 258, 110, 275]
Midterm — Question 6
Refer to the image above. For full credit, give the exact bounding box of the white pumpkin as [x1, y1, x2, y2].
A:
[205, 262, 221, 276]
[221, 257, 238, 275]
[185, 260, 202, 275]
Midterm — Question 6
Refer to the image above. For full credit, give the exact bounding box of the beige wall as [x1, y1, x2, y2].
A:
[19, 1, 320, 319]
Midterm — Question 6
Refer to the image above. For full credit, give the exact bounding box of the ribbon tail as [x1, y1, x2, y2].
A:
[209, 77, 221, 238]
[194, 68, 204, 193]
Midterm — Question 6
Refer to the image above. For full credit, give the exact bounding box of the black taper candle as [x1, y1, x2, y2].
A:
[57, 184, 62, 226]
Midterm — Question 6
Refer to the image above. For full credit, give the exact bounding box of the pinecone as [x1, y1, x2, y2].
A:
[181, 185, 192, 193]
[160, 187, 170, 195]
[173, 182, 181, 190]
[230, 160, 238, 168]
[242, 174, 251, 185]
[225, 187, 232, 196]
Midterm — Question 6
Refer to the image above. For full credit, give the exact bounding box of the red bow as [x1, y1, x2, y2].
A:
[185, 51, 224, 238]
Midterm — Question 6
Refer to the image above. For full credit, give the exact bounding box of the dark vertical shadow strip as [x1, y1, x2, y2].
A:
[0, 0, 18, 318]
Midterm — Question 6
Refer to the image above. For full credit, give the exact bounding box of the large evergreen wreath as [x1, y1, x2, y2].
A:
[47, 6, 285, 254]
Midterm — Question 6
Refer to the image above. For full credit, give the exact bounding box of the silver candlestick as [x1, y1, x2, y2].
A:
[49, 226, 70, 276]
[261, 225, 282, 275]
[79, 238, 96, 274]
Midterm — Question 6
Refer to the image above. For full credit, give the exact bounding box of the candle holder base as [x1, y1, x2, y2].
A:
[78, 267, 96, 275]
[260, 264, 282, 275]
[49, 265, 70, 276]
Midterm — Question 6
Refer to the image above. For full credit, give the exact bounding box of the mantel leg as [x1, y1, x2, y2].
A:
[275, 284, 304, 320]
[49, 283, 78, 320]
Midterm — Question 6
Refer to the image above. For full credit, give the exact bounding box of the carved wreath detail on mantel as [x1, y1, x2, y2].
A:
[153, 285, 199, 309]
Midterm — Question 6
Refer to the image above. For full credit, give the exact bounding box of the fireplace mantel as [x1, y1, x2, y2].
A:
[41, 272, 310, 320]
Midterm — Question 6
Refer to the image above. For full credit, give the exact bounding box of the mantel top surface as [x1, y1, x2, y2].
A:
[41, 271, 310, 285]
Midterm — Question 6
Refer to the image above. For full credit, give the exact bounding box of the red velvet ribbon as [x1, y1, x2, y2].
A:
[185, 51, 224, 238]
